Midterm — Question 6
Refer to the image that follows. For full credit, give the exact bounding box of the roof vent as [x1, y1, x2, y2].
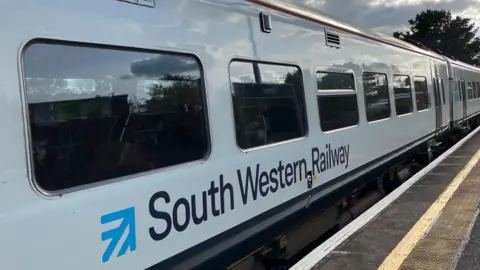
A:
[325, 30, 340, 48]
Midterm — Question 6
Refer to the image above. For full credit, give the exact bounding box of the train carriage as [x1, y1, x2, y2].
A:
[1, 0, 480, 270]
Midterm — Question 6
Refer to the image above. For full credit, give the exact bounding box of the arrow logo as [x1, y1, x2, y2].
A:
[101, 207, 137, 263]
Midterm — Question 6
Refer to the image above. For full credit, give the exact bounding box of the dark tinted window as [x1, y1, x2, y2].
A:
[441, 79, 446, 104]
[472, 82, 478, 99]
[363, 72, 390, 121]
[433, 78, 444, 107]
[317, 72, 358, 131]
[433, 79, 440, 107]
[230, 61, 307, 149]
[393, 75, 413, 115]
[24, 42, 209, 191]
[468, 82, 473, 100]
[317, 72, 355, 90]
[457, 81, 465, 101]
[414, 77, 430, 110]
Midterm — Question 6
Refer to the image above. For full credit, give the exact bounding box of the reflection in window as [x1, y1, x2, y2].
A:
[24, 42, 208, 191]
[441, 79, 446, 104]
[317, 72, 358, 131]
[477, 82, 480, 98]
[393, 75, 413, 115]
[457, 81, 463, 102]
[363, 72, 390, 121]
[230, 61, 307, 149]
[414, 77, 430, 110]
[433, 79, 440, 107]
[473, 82, 478, 99]
[457, 81, 465, 101]
[468, 82, 473, 100]
[316, 72, 355, 90]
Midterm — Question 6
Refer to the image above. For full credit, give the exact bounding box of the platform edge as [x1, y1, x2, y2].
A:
[289, 126, 480, 270]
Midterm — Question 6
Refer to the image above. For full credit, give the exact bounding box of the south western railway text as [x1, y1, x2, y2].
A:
[149, 144, 350, 241]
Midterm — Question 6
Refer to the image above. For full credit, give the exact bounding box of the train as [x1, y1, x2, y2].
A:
[2, 0, 480, 269]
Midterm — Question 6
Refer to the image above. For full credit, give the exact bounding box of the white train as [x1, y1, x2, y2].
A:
[1, 0, 480, 269]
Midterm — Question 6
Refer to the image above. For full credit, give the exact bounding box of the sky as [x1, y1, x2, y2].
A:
[285, 0, 480, 36]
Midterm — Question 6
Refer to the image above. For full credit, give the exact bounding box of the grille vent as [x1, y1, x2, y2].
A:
[325, 30, 341, 48]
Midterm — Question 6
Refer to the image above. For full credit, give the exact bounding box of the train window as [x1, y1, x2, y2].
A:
[473, 82, 478, 99]
[475, 82, 479, 98]
[473, 82, 476, 99]
[230, 60, 307, 149]
[414, 77, 429, 110]
[459, 81, 463, 102]
[363, 72, 390, 121]
[477, 82, 480, 98]
[433, 78, 440, 107]
[460, 80, 465, 102]
[316, 72, 359, 131]
[476, 82, 479, 99]
[476, 82, 479, 98]
[440, 79, 446, 104]
[24, 42, 209, 192]
[392, 75, 413, 115]
[468, 82, 473, 100]
[452, 82, 461, 103]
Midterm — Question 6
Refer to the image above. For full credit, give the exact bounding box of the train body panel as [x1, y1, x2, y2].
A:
[0, 0, 479, 270]
[447, 59, 480, 126]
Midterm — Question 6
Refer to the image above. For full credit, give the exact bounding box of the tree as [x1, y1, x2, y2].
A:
[393, 9, 480, 66]
[145, 74, 202, 114]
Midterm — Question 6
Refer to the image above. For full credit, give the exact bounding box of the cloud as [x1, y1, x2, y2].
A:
[24, 43, 201, 80]
[279, 0, 480, 35]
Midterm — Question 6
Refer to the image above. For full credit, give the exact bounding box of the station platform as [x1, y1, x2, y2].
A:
[290, 126, 480, 270]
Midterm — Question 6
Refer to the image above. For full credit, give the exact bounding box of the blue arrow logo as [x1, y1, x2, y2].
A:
[101, 207, 137, 263]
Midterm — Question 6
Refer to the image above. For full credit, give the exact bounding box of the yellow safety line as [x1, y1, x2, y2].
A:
[378, 148, 480, 270]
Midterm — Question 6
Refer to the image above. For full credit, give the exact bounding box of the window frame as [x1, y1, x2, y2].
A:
[315, 67, 359, 133]
[21, 39, 212, 196]
[228, 58, 309, 152]
[362, 71, 392, 123]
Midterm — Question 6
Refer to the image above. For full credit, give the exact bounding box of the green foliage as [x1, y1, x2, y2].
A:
[393, 9, 480, 66]
[144, 74, 201, 113]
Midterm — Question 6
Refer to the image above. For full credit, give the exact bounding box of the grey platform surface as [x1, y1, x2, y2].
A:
[310, 132, 480, 270]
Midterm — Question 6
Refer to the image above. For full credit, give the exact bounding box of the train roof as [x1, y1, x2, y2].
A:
[250, 0, 447, 60]
[447, 57, 480, 72]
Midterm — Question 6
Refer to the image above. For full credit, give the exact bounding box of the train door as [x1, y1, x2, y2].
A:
[438, 62, 450, 129]
[432, 61, 442, 130]
[454, 76, 462, 125]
